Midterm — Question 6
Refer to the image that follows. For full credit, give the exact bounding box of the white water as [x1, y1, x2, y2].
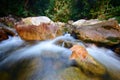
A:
[0, 35, 120, 80]
[86, 44, 120, 76]
[0, 35, 75, 80]
[0, 36, 24, 54]
[0, 35, 73, 66]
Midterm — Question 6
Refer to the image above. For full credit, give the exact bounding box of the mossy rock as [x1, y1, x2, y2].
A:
[58, 67, 102, 80]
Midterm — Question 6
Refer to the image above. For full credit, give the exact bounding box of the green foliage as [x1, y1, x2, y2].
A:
[106, 6, 120, 21]
[70, 0, 91, 20]
[0, 0, 34, 17]
[90, 0, 120, 21]
[29, 0, 50, 16]
[45, 0, 73, 22]
[0, 0, 120, 22]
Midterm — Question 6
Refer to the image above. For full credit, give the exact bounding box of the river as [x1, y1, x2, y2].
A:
[0, 35, 120, 80]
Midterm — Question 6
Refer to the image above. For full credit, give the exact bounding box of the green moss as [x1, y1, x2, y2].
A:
[107, 37, 119, 42]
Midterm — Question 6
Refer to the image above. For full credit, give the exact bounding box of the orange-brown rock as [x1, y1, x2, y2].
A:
[70, 45, 87, 60]
[70, 44, 106, 77]
[15, 23, 62, 41]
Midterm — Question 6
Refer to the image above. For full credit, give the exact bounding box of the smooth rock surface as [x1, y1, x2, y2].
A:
[70, 19, 120, 45]
[70, 45, 106, 77]
[15, 16, 62, 40]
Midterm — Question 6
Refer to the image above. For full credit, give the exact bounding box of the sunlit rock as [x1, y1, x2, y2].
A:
[15, 17, 62, 40]
[70, 19, 120, 45]
[21, 16, 54, 26]
[70, 44, 106, 77]
[72, 19, 102, 26]
[70, 45, 88, 59]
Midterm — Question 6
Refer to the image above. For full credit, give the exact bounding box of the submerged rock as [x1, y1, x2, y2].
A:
[0, 35, 118, 80]
[58, 67, 104, 80]
[70, 45, 107, 77]
[70, 19, 120, 46]
[15, 16, 62, 41]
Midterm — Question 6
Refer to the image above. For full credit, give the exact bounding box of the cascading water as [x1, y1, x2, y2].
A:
[86, 44, 120, 79]
[0, 34, 120, 80]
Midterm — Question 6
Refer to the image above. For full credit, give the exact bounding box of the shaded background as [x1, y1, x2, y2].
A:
[0, 0, 120, 22]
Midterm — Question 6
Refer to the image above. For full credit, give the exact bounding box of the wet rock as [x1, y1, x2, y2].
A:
[70, 45, 88, 59]
[0, 57, 43, 80]
[114, 47, 120, 55]
[112, 44, 120, 55]
[70, 19, 120, 46]
[51, 33, 85, 49]
[0, 72, 11, 80]
[1, 53, 102, 80]
[15, 16, 62, 40]
[2, 27, 15, 36]
[0, 27, 8, 41]
[58, 67, 103, 80]
[0, 26, 15, 41]
[55, 40, 74, 48]
[70, 45, 107, 77]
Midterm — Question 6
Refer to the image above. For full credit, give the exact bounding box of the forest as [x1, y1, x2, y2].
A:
[0, 0, 120, 22]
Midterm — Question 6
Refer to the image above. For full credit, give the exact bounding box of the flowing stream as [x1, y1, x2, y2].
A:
[0, 35, 120, 80]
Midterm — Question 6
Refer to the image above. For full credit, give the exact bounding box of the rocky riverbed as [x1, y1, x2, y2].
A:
[0, 16, 120, 80]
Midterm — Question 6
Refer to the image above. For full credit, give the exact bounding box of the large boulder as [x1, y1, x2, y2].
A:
[70, 44, 106, 77]
[70, 19, 120, 46]
[15, 16, 62, 41]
